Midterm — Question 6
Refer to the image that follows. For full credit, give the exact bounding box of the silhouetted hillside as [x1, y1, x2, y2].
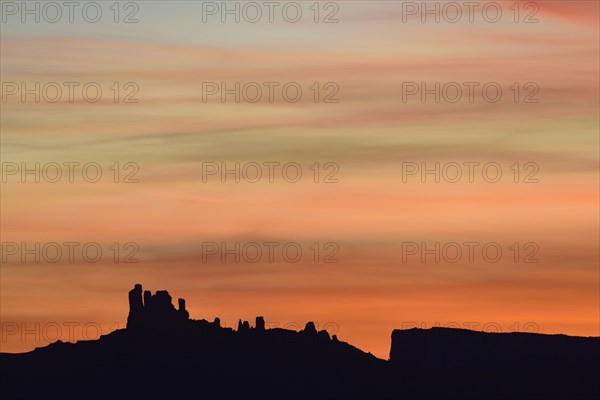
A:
[390, 327, 600, 399]
[1, 284, 598, 400]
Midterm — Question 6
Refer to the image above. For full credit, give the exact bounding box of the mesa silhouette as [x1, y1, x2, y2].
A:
[1, 284, 598, 400]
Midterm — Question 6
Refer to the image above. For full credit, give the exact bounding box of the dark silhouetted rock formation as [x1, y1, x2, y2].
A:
[126, 283, 143, 327]
[237, 319, 251, 332]
[389, 327, 600, 399]
[303, 321, 317, 334]
[178, 298, 189, 319]
[256, 316, 265, 331]
[127, 284, 189, 330]
[1, 284, 598, 400]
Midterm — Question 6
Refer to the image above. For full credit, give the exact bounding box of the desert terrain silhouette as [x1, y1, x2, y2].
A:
[1, 284, 598, 400]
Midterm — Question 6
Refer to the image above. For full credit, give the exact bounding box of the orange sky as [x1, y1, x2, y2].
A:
[1, 1, 599, 358]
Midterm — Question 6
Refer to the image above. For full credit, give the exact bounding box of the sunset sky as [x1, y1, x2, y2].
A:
[1, 1, 598, 358]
